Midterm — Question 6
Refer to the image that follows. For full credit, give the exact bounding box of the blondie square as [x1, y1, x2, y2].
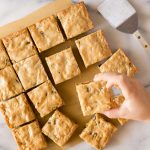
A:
[27, 80, 64, 117]
[0, 40, 10, 70]
[57, 2, 94, 39]
[12, 121, 47, 150]
[0, 93, 35, 128]
[76, 81, 113, 116]
[46, 48, 80, 84]
[2, 28, 36, 63]
[13, 55, 48, 90]
[99, 48, 137, 76]
[80, 114, 117, 150]
[112, 95, 128, 125]
[28, 15, 65, 52]
[0, 66, 23, 101]
[75, 30, 112, 67]
[42, 110, 78, 146]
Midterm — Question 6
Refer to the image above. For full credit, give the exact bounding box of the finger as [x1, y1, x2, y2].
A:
[94, 73, 117, 89]
[94, 72, 120, 82]
[102, 108, 121, 118]
[93, 73, 127, 92]
[106, 81, 114, 89]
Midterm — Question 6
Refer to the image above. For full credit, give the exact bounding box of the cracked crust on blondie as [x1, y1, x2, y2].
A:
[0, 66, 23, 101]
[80, 114, 117, 150]
[112, 95, 128, 125]
[13, 55, 48, 90]
[2, 28, 36, 63]
[76, 81, 113, 116]
[28, 80, 64, 117]
[99, 48, 137, 76]
[42, 110, 77, 146]
[12, 121, 47, 150]
[46, 48, 80, 84]
[57, 2, 94, 39]
[0, 93, 35, 128]
[28, 15, 65, 52]
[0, 40, 10, 70]
[75, 30, 112, 67]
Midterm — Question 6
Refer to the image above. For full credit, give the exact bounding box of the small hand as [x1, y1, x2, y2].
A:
[94, 73, 150, 123]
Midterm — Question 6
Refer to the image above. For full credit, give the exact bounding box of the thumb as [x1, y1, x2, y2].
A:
[102, 108, 121, 118]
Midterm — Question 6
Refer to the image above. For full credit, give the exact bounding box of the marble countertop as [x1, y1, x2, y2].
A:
[0, 0, 150, 150]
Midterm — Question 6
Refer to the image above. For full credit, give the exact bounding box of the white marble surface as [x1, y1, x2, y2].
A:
[0, 0, 150, 150]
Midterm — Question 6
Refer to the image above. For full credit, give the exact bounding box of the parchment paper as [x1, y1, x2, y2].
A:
[0, 0, 104, 149]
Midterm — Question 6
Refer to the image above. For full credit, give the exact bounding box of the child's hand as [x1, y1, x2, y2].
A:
[94, 73, 150, 123]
